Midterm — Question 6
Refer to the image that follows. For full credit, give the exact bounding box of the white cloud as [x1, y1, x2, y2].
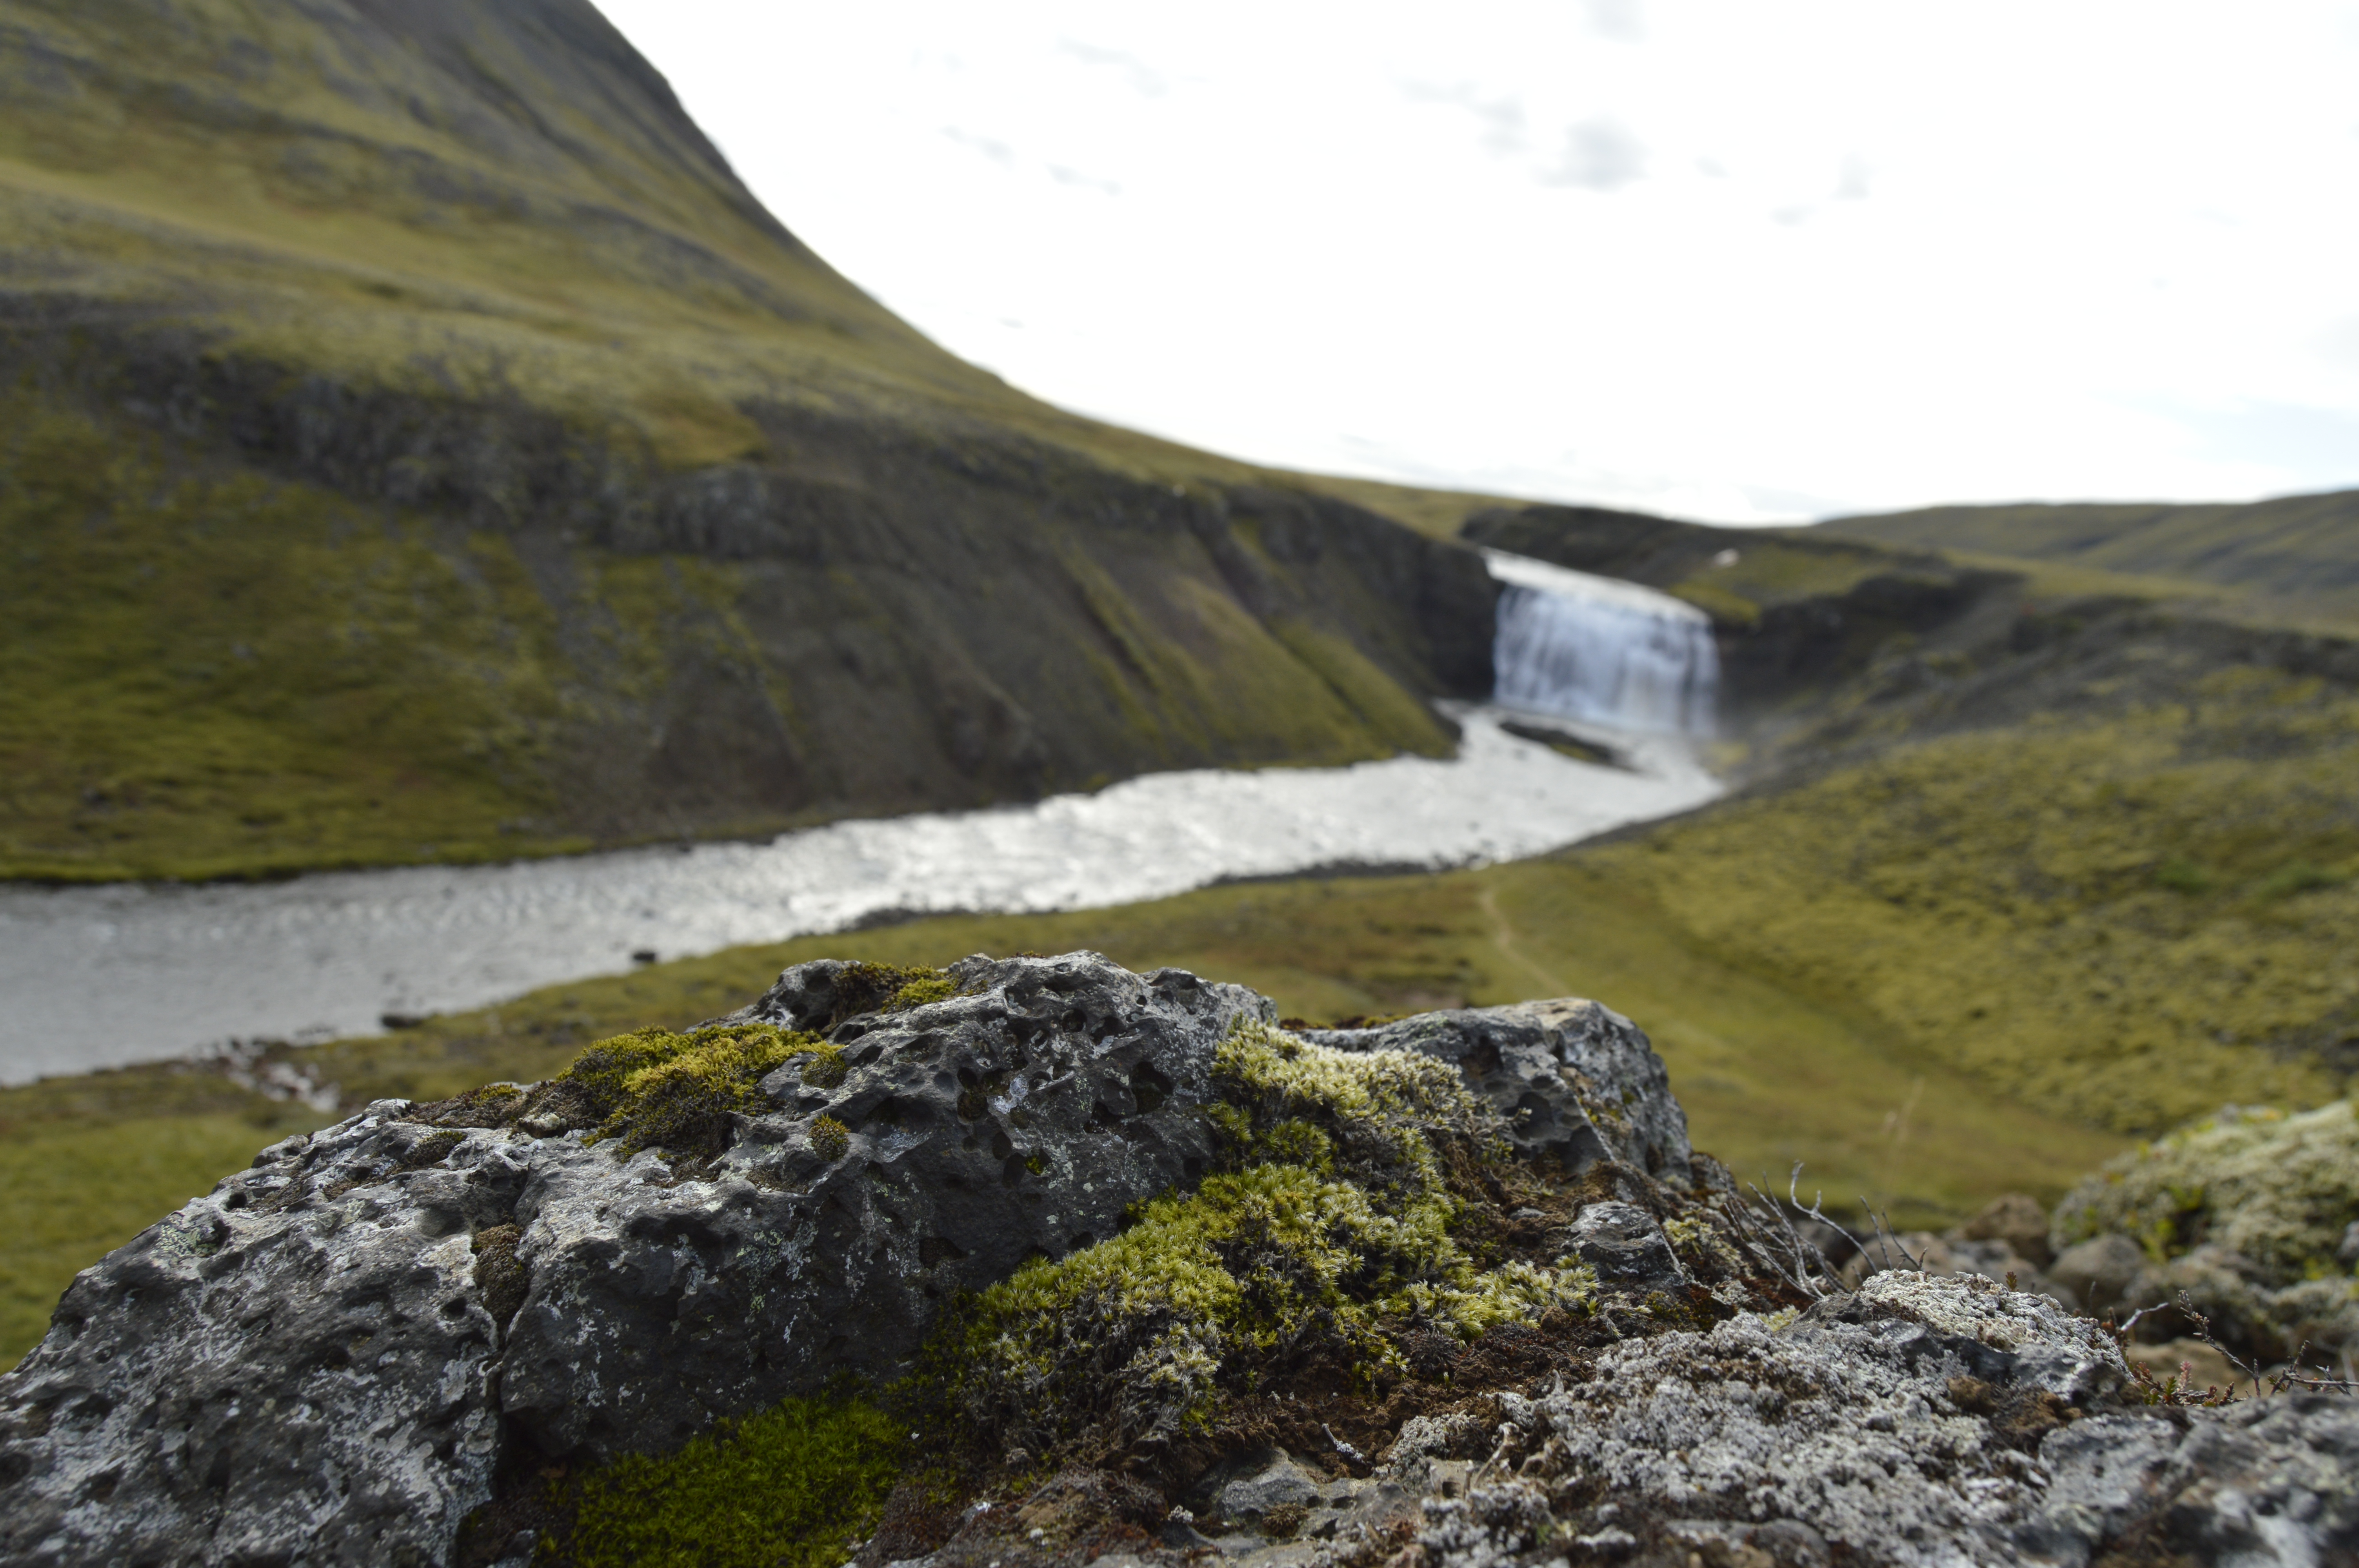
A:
[1543, 118, 1647, 189]
[1056, 38, 1167, 96]
[1401, 81, 1528, 157]
[1580, 0, 1646, 41]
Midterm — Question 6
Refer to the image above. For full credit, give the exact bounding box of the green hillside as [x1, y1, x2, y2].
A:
[1823, 490, 2359, 612]
[0, 0, 1494, 881]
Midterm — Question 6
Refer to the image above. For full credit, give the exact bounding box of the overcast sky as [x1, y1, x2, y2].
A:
[597, 1, 2359, 523]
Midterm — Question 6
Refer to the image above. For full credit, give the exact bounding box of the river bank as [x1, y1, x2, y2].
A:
[0, 706, 1716, 1083]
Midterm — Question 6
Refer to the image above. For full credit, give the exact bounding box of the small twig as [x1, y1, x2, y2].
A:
[2268, 1340, 2359, 1397]
[1323, 1423, 1367, 1466]
[1736, 1177, 1847, 1299]
[1860, 1200, 1923, 1271]
[1722, 1185, 1812, 1298]
[1471, 1423, 1518, 1487]
[1789, 1163, 1870, 1263]
[2276, 1371, 2359, 1394]
[2177, 1292, 2267, 1401]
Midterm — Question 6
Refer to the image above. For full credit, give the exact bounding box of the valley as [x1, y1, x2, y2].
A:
[2, 0, 2352, 1492]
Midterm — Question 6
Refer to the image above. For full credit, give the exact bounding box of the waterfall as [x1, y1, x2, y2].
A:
[1485, 549, 1719, 735]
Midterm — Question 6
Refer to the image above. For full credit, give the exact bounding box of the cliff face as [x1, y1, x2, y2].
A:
[0, 0, 1497, 880]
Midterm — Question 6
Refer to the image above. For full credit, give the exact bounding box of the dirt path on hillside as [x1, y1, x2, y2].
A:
[1478, 883, 1576, 999]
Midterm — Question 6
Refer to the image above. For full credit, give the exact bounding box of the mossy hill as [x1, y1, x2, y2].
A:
[1823, 489, 2359, 619]
[0, 0, 1494, 881]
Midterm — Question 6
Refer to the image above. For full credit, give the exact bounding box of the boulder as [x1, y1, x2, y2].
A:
[2049, 1232, 2163, 1317]
[2046, 1100, 2359, 1359]
[0, 954, 1700, 1568]
[1959, 1191, 2054, 1267]
[0, 954, 1268, 1567]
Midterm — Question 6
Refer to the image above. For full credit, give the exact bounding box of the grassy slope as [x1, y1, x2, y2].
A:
[0, 395, 1464, 878]
[3, 846, 2129, 1370]
[1823, 491, 2359, 613]
[0, 0, 1490, 880]
[0, 397, 592, 876]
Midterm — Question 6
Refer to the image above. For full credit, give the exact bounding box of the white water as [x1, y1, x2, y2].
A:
[1485, 550, 1719, 735]
[0, 707, 1719, 1083]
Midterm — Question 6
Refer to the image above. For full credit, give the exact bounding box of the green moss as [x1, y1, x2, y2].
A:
[554, 1395, 905, 1568]
[2253, 861, 2347, 901]
[886, 973, 958, 1011]
[2051, 1100, 2359, 1283]
[809, 1115, 851, 1162]
[0, 396, 585, 880]
[940, 1022, 1593, 1454]
[563, 1022, 832, 1158]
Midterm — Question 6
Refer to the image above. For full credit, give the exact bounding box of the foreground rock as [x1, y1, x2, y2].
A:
[1405, 1272, 2359, 1568]
[6, 954, 2353, 1568]
[883, 1273, 2359, 1568]
[0, 955, 1701, 1566]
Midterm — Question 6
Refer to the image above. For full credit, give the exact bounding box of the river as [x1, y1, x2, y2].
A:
[0, 555, 1723, 1083]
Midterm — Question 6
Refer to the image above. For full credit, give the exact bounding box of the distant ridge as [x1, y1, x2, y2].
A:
[1822, 489, 2359, 605]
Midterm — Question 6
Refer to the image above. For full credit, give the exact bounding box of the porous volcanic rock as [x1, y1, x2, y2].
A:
[1304, 998, 1692, 1178]
[0, 955, 1254, 1565]
[1399, 1272, 2359, 1568]
[0, 953, 1696, 1567]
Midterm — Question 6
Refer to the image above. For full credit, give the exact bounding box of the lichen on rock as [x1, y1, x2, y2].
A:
[1396, 1272, 2354, 1568]
[2048, 1099, 2359, 1360]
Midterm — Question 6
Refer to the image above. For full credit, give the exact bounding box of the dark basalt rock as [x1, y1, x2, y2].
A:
[1564, 1200, 1690, 1294]
[1304, 997, 1693, 1177]
[0, 954, 1261, 1566]
[499, 955, 1259, 1460]
[0, 954, 1697, 1567]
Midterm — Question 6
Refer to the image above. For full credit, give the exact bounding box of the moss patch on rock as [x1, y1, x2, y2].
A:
[562, 1022, 835, 1158]
[940, 1022, 1598, 1461]
[2053, 1100, 2359, 1281]
[536, 1395, 905, 1568]
[2051, 1100, 2359, 1361]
